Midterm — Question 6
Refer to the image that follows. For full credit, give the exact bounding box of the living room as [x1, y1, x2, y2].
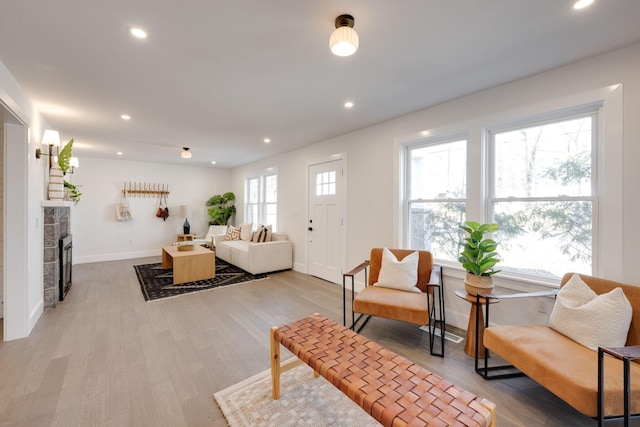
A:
[1, 2, 640, 425]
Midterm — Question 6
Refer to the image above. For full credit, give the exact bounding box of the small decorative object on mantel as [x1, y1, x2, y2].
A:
[459, 221, 501, 296]
[48, 163, 64, 200]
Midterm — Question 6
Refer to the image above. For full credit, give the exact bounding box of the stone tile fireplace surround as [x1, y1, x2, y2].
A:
[43, 203, 70, 309]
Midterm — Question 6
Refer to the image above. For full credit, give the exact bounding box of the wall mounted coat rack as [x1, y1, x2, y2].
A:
[123, 182, 169, 198]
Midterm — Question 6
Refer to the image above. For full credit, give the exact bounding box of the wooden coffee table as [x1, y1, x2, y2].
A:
[161, 245, 215, 284]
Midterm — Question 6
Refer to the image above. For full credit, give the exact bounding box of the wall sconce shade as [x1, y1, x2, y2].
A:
[330, 14, 359, 57]
[181, 147, 192, 159]
[42, 130, 61, 147]
[69, 157, 79, 168]
[36, 129, 62, 168]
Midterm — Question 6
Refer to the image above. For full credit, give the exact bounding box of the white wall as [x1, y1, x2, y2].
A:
[73, 158, 231, 263]
[0, 59, 49, 340]
[231, 43, 640, 329]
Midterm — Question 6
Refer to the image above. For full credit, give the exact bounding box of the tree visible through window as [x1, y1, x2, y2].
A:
[403, 109, 597, 281]
[406, 139, 467, 261]
[490, 115, 594, 278]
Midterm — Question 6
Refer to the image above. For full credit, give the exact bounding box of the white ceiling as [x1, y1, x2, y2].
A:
[1, 1, 640, 168]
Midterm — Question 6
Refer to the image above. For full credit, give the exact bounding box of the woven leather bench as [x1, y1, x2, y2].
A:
[271, 313, 496, 427]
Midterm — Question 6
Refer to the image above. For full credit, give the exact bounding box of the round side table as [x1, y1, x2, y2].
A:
[455, 289, 500, 358]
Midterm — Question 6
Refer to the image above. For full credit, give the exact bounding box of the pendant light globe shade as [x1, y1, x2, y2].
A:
[330, 15, 359, 57]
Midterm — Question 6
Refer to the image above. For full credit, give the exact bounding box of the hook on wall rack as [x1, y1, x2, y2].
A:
[123, 182, 169, 198]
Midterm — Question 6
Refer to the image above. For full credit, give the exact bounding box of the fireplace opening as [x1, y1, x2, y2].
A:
[59, 234, 72, 301]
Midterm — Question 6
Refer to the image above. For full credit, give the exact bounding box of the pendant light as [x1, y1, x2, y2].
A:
[329, 14, 359, 57]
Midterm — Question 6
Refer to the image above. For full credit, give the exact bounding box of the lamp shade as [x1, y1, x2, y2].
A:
[180, 205, 192, 218]
[42, 129, 61, 147]
[181, 147, 192, 158]
[69, 157, 79, 168]
[330, 26, 359, 56]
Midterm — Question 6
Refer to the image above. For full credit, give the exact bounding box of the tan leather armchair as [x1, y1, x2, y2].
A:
[343, 248, 445, 357]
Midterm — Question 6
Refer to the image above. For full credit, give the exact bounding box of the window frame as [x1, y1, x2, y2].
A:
[394, 85, 623, 289]
[486, 109, 599, 280]
[245, 168, 278, 231]
[404, 134, 468, 260]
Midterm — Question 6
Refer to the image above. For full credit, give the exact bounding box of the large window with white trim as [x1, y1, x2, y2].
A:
[403, 107, 599, 281]
[245, 170, 278, 230]
[406, 138, 467, 261]
[489, 113, 595, 278]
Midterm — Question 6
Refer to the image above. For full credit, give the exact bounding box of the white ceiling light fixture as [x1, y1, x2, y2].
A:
[344, 101, 354, 108]
[181, 147, 192, 159]
[121, 114, 131, 120]
[264, 138, 271, 143]
[130, 27, 147, 39]
[329, 14, 359, 57]
[573, 0, 594, 10]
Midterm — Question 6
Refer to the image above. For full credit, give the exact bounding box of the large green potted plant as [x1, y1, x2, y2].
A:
[459, 221, 501, 295]
[206, 192, 236, 225]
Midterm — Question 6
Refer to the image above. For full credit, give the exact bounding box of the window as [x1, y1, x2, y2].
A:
[316, 171, 336, 196]
[489, 114, 595, 278]
[245, 170, 278, 230]
[401, 109, 598, 280]
[406, 138, 467, 261]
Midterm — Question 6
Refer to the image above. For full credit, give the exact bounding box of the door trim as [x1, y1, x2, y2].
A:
[305, 153, 347, 281]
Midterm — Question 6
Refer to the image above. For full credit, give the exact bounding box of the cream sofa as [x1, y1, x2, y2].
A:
[214, 232, 293, 275]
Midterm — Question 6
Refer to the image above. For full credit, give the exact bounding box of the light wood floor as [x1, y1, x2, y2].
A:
[0, 257, 604, 426]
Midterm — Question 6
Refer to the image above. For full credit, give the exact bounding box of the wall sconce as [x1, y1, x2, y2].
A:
[181, 147, 192, 159]
[35, 129, 61, 168]
[67, 157, 79, 174]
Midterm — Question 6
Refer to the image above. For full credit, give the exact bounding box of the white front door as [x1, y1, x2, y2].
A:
[307, 159, 345, 284]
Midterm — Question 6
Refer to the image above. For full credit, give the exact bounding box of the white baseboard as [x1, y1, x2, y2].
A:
[76, 249, 160, 264]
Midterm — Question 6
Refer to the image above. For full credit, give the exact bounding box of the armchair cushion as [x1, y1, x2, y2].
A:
[373, 248, 420, 293]
[548, 273, 632, 350]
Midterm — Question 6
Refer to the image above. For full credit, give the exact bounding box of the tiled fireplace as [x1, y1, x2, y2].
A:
[43, 204, 70, 309]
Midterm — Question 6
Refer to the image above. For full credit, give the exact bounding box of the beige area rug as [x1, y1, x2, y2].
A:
[214, 362, 381, 427]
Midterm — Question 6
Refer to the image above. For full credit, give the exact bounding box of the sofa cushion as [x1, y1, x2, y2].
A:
[252, 224, 272, 242]
[484, 325, 640, 417]
[240, 223, 253, 241]
[373, 248, 420, 293]
[548, 273, 632, 350]
[224, 225, 241, 241]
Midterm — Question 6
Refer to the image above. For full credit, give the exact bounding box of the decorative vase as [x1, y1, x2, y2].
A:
[48, 164, 65, 200]
[183, 218, 191, 234]
[464, 272, 494, 296]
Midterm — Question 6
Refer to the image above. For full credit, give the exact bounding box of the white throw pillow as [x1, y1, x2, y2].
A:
[240, 223, 253, 241]
[373, 248, 421, 293]
[548, 274, 632, 351]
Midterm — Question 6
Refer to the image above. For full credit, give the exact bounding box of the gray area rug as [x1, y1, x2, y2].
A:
[214, 362, 381, 427]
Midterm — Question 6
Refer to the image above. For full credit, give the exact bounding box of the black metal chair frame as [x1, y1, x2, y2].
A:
[342, 261, 445, 357]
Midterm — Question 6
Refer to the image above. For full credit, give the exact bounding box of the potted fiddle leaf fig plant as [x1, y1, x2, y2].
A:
[205, 192, 236, 226]
[459, 221, 501, 296]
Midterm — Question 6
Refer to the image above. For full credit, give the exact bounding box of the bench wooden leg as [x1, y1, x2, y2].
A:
[270, 326, 281, 399]
[271, 326, 310, 399]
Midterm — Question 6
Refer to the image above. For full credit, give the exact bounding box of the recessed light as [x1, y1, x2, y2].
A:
[573, 0, 594, 9]
[121, 114, 131, 120]
[344, 101, 354, 108]
[130, 28, 147, 39]
[116, 152, 123, 156]
[211, 161, 217, 165]
[264, 138, 271, 143]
